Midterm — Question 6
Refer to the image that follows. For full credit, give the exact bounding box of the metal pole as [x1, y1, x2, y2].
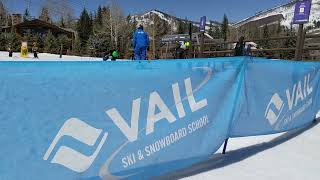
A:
[222, 138, 229, 154]
[200, 32, 204, 58]
[295, 24, 304, 60]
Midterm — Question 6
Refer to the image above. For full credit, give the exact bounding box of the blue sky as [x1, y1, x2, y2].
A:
[4, 0, 291, 22]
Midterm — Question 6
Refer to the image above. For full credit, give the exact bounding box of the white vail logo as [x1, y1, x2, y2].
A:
[265, 93, 284, 125]
[43, 118, 108, 172]
[264, 73, 313, 126]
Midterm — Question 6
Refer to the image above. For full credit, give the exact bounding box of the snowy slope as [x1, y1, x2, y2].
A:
[233, 0, 320, 28]
[132, 9, 220, 32]
[0, 51, 106, 61]
[156, 112, 320, 180]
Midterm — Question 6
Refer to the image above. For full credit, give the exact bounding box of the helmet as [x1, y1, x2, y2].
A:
[137, 24, 144, 30]
[112, 50, 119, 58]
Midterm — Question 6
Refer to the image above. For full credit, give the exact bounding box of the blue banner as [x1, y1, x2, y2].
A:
[0, 58, 319, 180]
[230, 59, 320, 137]
[293, 0, 312, 24]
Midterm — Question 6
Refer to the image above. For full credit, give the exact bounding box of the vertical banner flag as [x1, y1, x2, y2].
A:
[200, 16, 206, 32]
[293, 0, 312, 24]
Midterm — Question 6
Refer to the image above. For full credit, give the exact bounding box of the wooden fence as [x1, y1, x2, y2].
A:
[159, 33, 320, 60]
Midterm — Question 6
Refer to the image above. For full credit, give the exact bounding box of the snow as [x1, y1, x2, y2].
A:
[156, 112, 320, 180]
[0, 51, 109, 61]
[132, 10, 219, 33]
[233, 0, 320, 28]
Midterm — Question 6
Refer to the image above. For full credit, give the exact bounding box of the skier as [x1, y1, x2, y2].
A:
[174, 41, 190, 59]
[132, 25, 149, 60]
[103, 50, 119, 61]
[234, 36, 245, 56]
[32, 42, 39, 59]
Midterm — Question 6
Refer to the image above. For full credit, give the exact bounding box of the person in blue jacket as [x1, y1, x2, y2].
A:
[132, 25, 149, 60]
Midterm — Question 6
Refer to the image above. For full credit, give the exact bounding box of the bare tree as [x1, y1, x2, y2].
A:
[40, 0, 75, 27]
[0, 0, 7, 26]
[39, 7, 50, 22]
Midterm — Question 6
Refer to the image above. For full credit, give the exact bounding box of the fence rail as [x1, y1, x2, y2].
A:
[159, 33, 320, 60]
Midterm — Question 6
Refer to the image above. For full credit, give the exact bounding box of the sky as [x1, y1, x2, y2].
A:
[3, 0, 292, 22]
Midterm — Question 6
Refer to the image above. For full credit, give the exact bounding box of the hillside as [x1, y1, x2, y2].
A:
[233, 0, 320, 28]
[131, 9, 220, 32]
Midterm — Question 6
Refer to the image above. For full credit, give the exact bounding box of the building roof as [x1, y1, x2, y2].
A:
[2, 19, 75, 37]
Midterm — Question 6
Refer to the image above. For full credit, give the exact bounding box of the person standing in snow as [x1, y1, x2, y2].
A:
[234, 36, 245, 56]
[132, 25, 149, 60]
[32, 42, 39, 59]
[7, 43, 13, 57]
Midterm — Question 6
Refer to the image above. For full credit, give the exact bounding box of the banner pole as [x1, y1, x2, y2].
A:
[222, 138, 229, 154]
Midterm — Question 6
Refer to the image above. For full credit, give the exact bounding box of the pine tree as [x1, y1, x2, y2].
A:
[0, 1, 7, 26]
[0, 32, 7, 51]
[60, 16, 65, 28]
[33, 33, 44, 50]
[76, 8, 93, 49]
[7, 32, 22, 51]
[96, 6, 103, 27]
[283, 26, 296, 59]
[261, 24, 271, 49]
[221, 14, 229, 41]
[208, 21, 214, 37]
[23, 8, 30, 22]
[44, 31, 58, 53]
[214, 26, 221, 39]
[177, 20, 185, 34]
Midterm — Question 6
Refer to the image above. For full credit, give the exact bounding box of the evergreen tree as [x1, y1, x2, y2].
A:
[7, 32, 22, 51]
[23, 8, 30, 22]
[208, 21, 214, 37]
[283, 26, 296, 59]
[76, 8, 93, 49]
[214, 26, 221, 39]
[0, 1, 7, 26]
[0, 32, 7, 50]
[221, 14, 229, 41]
[33, 33, 44, 50]
[261, 24, 271, 49]
[276, 21, 282, 35]
[314, 20, 320, 28]
[58, 34, 71, 52]
[60, 16, 65, 28]
[44, 31, 58, 53]
[74, 38, 82, 55]
[177, 20, 185, 34]
[96, 6, 103, 27]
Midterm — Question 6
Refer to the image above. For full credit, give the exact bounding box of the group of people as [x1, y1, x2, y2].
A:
[234, 36, 253, 57]
[7, 42, 39, 59]
[8, 25, 251, 61]
[103, 25, 149, 61]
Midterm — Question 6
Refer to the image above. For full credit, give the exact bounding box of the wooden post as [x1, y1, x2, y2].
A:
[165, 43, 169, 59]
[189, 23, 193, 59]
[295, 24, 304, 60]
